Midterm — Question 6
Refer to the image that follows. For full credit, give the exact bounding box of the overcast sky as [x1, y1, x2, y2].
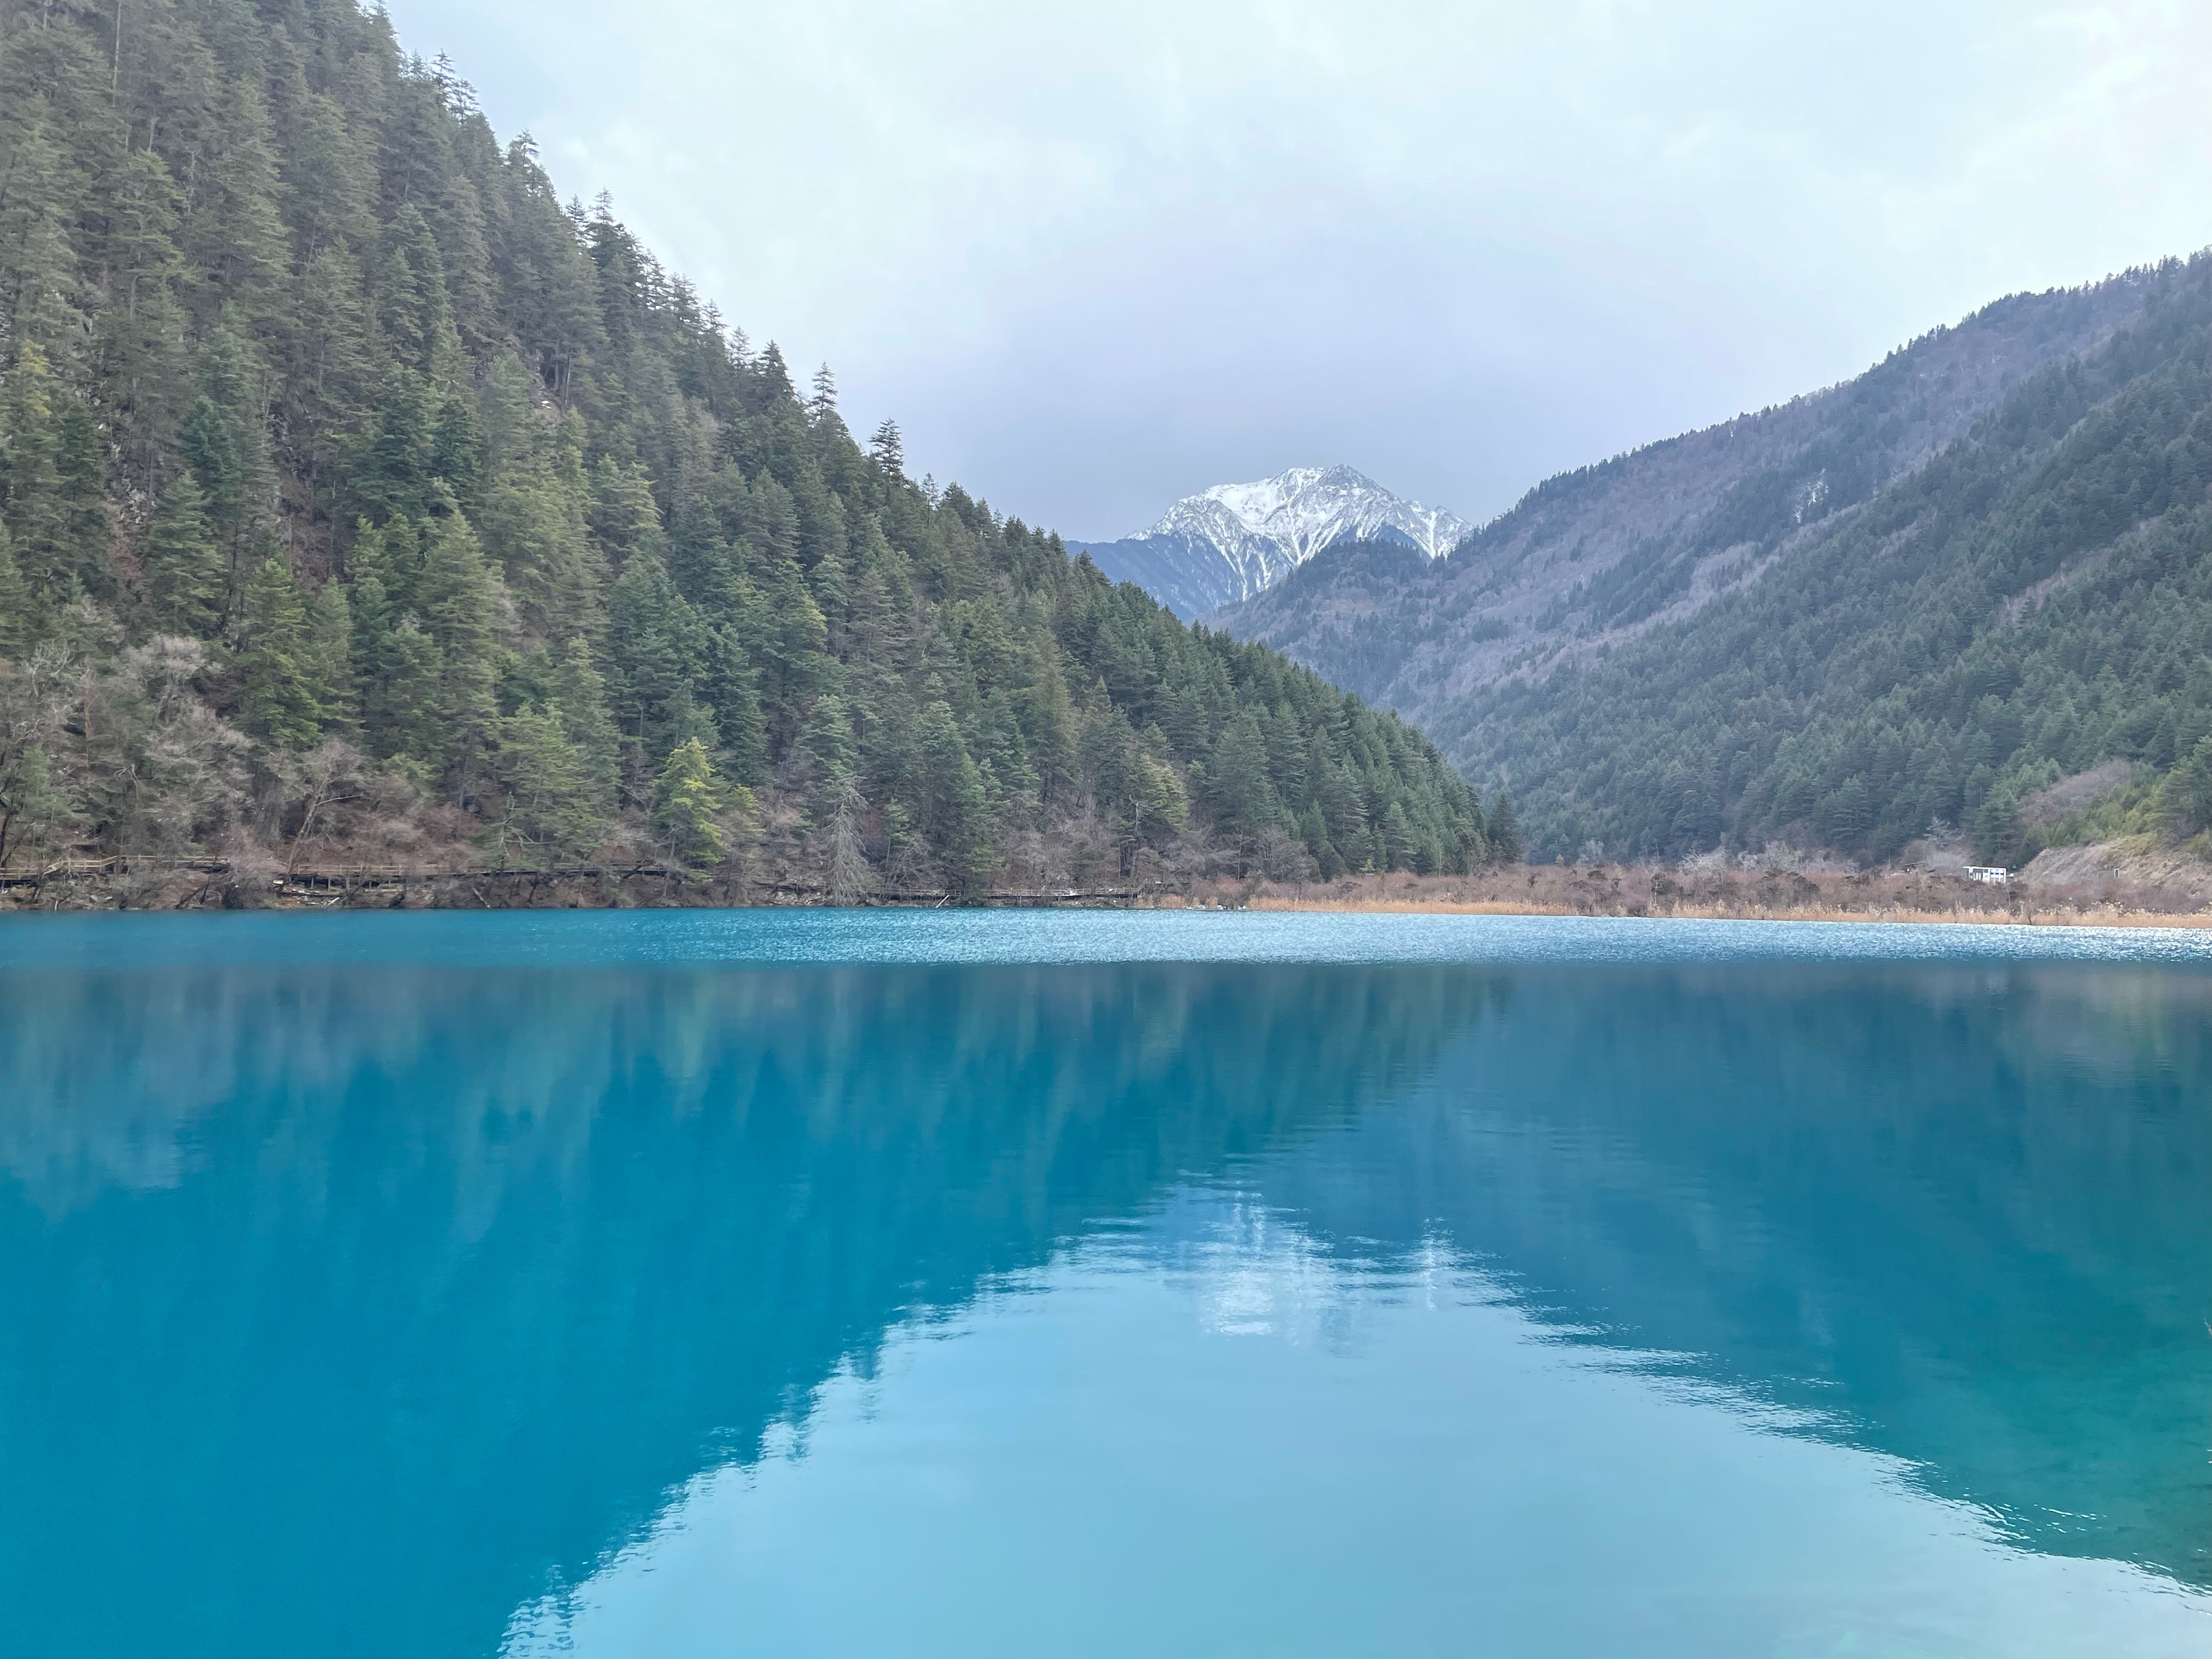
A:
[386, 0, 2211, 541]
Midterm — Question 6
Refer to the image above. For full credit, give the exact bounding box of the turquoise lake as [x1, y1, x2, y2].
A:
[1, 910, 2209, 1657]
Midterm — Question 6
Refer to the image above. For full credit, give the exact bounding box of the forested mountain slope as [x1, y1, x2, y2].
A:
[1215, 275, 2158, 715]
[0, 0, 1487, 897]
[1432, 255, 2212, 863]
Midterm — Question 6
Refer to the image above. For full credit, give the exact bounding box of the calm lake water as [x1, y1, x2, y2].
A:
[2, 911, 2209, 1657]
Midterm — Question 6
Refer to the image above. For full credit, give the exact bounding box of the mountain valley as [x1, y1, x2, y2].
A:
[1211, 262, 2212, 867]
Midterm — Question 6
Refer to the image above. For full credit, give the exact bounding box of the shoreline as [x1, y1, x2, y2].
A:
[1226, 895, 2212, 929]
[6, 862, 2212, 929]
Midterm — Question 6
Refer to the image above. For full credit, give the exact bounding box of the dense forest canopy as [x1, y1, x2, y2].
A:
[0, 0, 1491, 894]
[1430, 256, 2212, 865]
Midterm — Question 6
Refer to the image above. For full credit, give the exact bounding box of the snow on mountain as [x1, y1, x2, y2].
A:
[1070, 467, 1470, 621]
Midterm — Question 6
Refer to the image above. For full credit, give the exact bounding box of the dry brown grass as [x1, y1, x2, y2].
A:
[1139, 865, 2212, 930]
[13, 853, 2212, 927]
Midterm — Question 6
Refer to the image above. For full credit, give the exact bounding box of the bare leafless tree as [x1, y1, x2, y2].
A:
[828, 782, 874, 906]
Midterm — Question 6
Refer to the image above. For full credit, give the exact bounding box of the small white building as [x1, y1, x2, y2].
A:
[1965, 866, 2010, 886]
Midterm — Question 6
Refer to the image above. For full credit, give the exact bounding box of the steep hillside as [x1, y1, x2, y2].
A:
[1071, 465, 1467, 620]
[0, 0, 1488, 898]
[1433, 255, 2212, 863]
[1215, 277, 2159, 713]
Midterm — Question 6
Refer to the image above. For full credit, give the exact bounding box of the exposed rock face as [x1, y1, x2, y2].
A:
[2022, 843, 2212, 901]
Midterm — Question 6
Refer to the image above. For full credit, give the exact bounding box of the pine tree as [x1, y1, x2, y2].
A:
[868, 419, 903, 478]
[375, 617, 447, 771]
[236, 559, 324, 749]
[349, 371, 439, 527]
[476, 353, 604, 637]
[807, 364, 838, 428]
[415, 509, 504, 800]
[494, 703, 608, 863]
[795, 693, 858, 818]
[1136, 755, 1189, 847]
[755, 545, 825, 741]
[1297, 802, 1337, 877]
[547, 636, 623, 814]
[1206, 713, 1277, 846]
[606, 554, 706, 748]
[914, 702, 997, 897]
[370, 205, 464, 380]
[588, 453, 664, 565]
[143, 474, 227, 635]
[0, 93, 84, 353]
[704, 626, 770, 785]
[182, 314, 281, 590]
[0, 521, 36, 658]
[1488, 791, 1522, 864]
[415, 509, 501, 661]
[2166, 737, 2212, 836]
[651, 736, 729, 865]
[0, 743, 73, 869]
[185, 77, 289, 313]
[1381, 800, 1414, 871]
[307, 583, 358, 735]
[0, 344, 104, 598]
[178, 395, 241, 521]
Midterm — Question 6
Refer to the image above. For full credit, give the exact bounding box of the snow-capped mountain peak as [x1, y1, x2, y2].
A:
[1146, 465, 1468, 564]
[1072, 466, 1469, 621]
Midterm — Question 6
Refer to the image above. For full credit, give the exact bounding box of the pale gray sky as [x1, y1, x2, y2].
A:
[387, 0, 2212, 541]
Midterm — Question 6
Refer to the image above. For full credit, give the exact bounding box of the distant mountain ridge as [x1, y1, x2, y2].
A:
[1071, 465, 1469, 620]
[1210, 273, 2163, 718]
[1210, 257, 2212, 865]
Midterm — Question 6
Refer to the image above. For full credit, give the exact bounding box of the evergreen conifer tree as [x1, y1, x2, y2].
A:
[495, 703, 607, 863]
[795, 694, 858, 818]
[1488, 791, 1522, 864]
[0, 743, 72, 869]
[0, 100, 83, 354]
[143, 474, 227, 635]
[1206, 713, 1277, 847]
[1382, 801, 1414, 870]
[1297, 803, 1337, 877]
[1136, 755, 1190, 848]
[375, 617, 447, 771]
[306, 583, 358, 735]
[652, 736, 729, 865]
[182, 315, 282, 588]
[704, 626, 770, 785]
[415, 510, 503, 800]
[0, 523, 35, 658]
[868, 419, 903, 478]
[914, 702, 996, 897]
[0, 344, 104, 598]
[236, 558, 324, 748]
[548, 636, 623, 814]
